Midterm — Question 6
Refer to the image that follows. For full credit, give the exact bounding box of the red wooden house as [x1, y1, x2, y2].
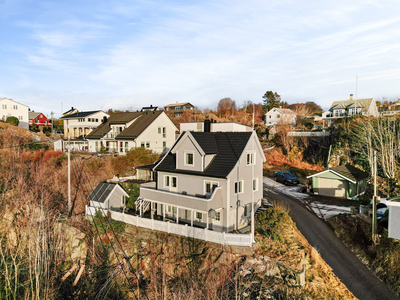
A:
[29, 112, 51, 129]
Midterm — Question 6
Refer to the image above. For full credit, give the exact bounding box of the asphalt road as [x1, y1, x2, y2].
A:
[264, 184, 399, 300]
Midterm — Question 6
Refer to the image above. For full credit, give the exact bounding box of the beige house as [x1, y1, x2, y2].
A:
[86, 111, 178, 154]
[61, 110, 109, 139]
[265, 107, 297, 126]
[164, 102, 195, 117]
[180, 120, 253, 132]
[322, 94, 379, 126]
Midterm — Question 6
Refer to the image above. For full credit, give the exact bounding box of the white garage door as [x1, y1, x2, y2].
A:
[318, 178, 347, 198]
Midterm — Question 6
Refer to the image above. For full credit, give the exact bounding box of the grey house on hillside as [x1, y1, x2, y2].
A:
[307, 165, 369, 199]
[138, 130, 266, 232]
[322, 94, 379, 126]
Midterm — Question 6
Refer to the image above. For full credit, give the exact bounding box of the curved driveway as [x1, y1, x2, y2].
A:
[264, 181, 399, 300]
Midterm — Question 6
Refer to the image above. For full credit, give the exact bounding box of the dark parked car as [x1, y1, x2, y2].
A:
[274, 171, 299, 185]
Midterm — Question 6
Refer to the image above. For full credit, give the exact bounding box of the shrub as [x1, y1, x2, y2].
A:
[6, 116, 19, 126]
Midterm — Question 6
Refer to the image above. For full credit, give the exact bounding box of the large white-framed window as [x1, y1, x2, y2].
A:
[164, 175, 177, 189]
[234, 180, 244, 194]
[253, 178, 258, 191]
[185, 152, 194, 166]
[246, 152, 255, 165]
[196, 212, 202, 220]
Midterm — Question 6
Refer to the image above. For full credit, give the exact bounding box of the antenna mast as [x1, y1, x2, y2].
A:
[355, 76, 358, 116]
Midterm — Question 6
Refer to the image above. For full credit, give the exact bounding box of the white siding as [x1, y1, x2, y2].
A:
[0, 98, 29, 129]
[387, 202, 400, 240]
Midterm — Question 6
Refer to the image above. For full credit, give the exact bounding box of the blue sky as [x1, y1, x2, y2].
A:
[1, 0, 400, 117]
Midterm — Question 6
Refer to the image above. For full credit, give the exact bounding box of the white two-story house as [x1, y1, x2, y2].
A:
[265, 107, 297, 126]
[138, 130, 266, 232]
[61, 110, 109, 139]
[0, 98, 30, 129]
[85, 110, 178, 154]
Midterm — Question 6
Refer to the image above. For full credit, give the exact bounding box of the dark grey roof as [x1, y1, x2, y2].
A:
[85, 112, 143, 139]
[330, 164, 369, 182]
[329, 98, 373, 113]
[87, 182, 116, 203]
[155, 132, 252, 178]
[116, 111, 163, 140]
[60, 110, 103, 119]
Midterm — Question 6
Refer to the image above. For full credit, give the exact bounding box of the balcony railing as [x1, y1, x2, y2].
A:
[140, 182, 223, 212]
[85, 205, 253, 247]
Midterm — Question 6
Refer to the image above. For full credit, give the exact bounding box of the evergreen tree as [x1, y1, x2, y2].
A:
[262, 91, 281, 111]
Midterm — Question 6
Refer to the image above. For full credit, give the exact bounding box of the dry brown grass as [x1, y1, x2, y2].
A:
[255, 203, 356, 299]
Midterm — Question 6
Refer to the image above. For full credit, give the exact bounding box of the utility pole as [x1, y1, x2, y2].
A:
[252, 103, 255, 129]
[51, 111, 54, 134]
[68, 140, 72, 215]
[372, 150, 377, 244]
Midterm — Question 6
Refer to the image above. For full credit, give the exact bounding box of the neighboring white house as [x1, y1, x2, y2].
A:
[180, 120, 253, 132]
[265, 107, 297, 126]
[322, 94, 379, 127]
[87, 182, 129, 211]
[138, 130, 266, 233]
[0, 98, 30, 129]
[61, 110, 109, 139]
[85, 110, 178, 154]
[386, 200, 400, 240]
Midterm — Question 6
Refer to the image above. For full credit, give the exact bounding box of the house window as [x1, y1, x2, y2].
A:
[35, 119, 39, 123]
[158, 127, 161, 134]
[125, 142, 128, 152]
[96, 119, 98, 122]
[246, 152, 255, 165]
[164, 176, 177, 188]
[277, 115, 280, 118]
[185, 152, 194, 166]
[146, 142, 150, 148]
[162, 127, 166, 138]
[2, 104, 6, 109]
[244, 204, 251, 217]
[141, 142, 145, 147]
[215, 212, 220, 221]
[163, 141, 166, 150]
[196, 212, 202, 220]
[268, 115, 271, 118]
[205, 181, 218, 194]
[253, 178, 258, 191]
[19, 116, 23, 120]
[234, 180, 243, 194]
[13, 105, 17, 110]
